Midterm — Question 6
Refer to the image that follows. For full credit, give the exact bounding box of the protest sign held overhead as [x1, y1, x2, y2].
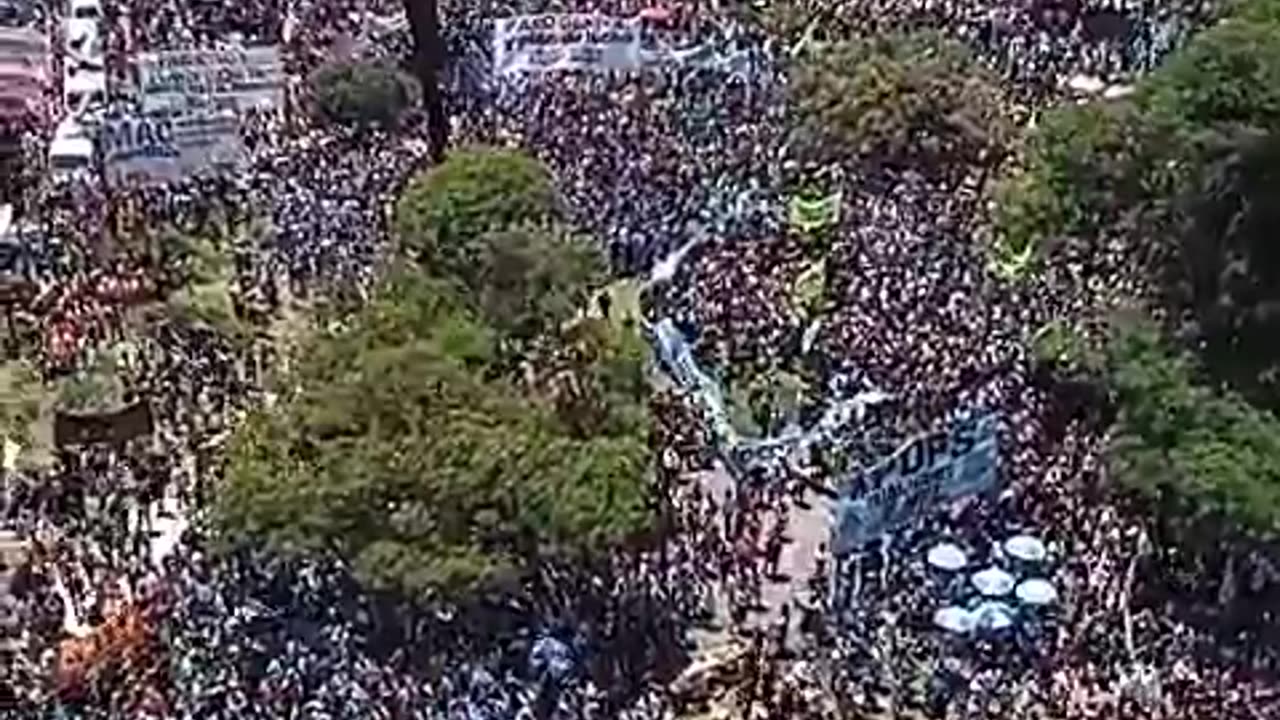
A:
[134, 45, 284, 112]
[832, 413, 1000, 552]
[101, 110, 244, 185]
[787, 191, 842, 234]
[54, 401, 153, 448]
[491, 12, 758, 75]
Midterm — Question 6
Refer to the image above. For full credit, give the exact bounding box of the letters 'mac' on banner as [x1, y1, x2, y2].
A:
[101, 110, 245, 185]
[491, 13, 758, 75]
[134, 45, 284, 112]
[787, 191, 842, 234]
[832, 413, 999, 553]
[55, 402, 153, 447]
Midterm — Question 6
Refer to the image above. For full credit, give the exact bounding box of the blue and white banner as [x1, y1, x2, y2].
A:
[652, 319, 737, 444]
[135, 45, 284, 113]
[832, 413, 999, 552]
[491, 13, 759, 75]
[101, 110, 244, 185]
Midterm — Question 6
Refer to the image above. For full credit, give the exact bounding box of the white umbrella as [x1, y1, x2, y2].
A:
[1004, 535, 1047, 563]
[1103, 83, 1135, 99]
[932, 606, 975, 634]
[971, 601, 1016, 631]
[927, 542, 969, 572]
[971, 567, 1016, 597]
[1015, 578, 1059, 606]
[1066, 74, 1105, 94]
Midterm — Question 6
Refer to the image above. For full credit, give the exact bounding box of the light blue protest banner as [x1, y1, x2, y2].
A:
[652, 319, 738, 445]
[831, 413, 1000, 554]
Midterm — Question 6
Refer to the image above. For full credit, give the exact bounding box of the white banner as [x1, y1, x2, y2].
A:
[135, 46, 284, 112]
[0, 28, 48, 61]
[102, 111, 244, 184]
[492, 13, 757, 75]
[0, 28, 49, 116]
[832, 413, 1000, 552]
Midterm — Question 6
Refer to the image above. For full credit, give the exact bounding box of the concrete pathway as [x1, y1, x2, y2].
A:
[691, 466, 833, 650]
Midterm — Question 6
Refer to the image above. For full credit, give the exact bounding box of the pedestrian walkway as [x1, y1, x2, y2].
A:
[691, 466, 833, 651]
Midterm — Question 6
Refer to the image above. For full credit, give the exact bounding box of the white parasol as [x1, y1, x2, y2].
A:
[971, 601, 1016, 631]
[1015, 578, 1059, 606]
[932, 606, 975, 634]
[1004, 535, 1048, 563]
[971, 567, 1017, 597]
[927, 542, 969, 572]
[1066, 74, 1106, 95]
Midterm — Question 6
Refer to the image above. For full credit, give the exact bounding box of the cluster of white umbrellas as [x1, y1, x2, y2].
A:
[926, 535, 1059, 635]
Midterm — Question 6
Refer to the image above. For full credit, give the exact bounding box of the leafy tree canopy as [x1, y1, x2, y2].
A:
[395, 148, 600, 342]
[394, 146, 558, 271]
[994, 0, 1280, 409]
[1105, 313, 1280, 541]
[0, 359, 43, 448]
[310, 59, 414, 129]
[217, 269, 654, 599]
[995, 0, 1280, 252]
[788, 31, 1013, 173]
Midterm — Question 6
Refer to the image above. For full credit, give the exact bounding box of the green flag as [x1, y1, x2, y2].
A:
[790, 257, 827, 315]
[788, 190, 843, 234]
[992, 239, 1034, 280]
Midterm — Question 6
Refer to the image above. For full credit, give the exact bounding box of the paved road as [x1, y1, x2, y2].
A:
[691, 466, 833, 651]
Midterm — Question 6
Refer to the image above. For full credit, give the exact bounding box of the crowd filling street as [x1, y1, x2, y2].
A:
[0, 0, 1277, 719]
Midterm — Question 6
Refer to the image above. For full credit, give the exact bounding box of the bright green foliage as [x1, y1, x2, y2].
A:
[218, 267, 653, 598]
[1138, 18, 1280, 139]
[394, 146, 558, 270]
[995, 1, 1280, 251]
[160, 229, 250, 345]
[0, 360, 43, 448]
[57, 348, 126, 412]
[221, 148, 646, 600]
[992, 102, 1144, 255]
[1105, 315, 1280, 540]
[994, 0, 1280, 406]
[1031, 319, 1096, 371]
[470, 225, 606, 340]
[528, 317, 651, 440]
[395, 150, 601, 342]
[310, 60, 413, 129]
[788, 32, 1013, 172]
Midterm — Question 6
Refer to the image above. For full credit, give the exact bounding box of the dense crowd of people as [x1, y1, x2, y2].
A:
[0, 0, 1276, 719]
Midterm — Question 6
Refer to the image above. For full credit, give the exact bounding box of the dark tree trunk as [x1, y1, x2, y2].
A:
[401, 0, 448, 161]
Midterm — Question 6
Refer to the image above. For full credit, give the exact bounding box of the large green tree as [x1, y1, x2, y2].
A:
[310, 60, 413, 129]
[394, 147, 599, 342]
[1105, 313, 1280, 541]
[219, 148, 651, 600]
[394, 146, 557, 265]
[217, 270, 653, 598]
[788, 31, 1013, 173]
[993, 0, 1280, 408]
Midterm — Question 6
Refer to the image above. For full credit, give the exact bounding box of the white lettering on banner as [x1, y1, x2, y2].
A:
[831, 413, 1000, 553]
[491, 13, 758, 75]
[134, 46, 284, 112]
[102, 111, 244, 185]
